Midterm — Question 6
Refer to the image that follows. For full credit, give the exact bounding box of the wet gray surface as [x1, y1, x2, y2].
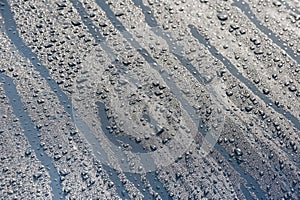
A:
[0, 0, 299, 199]
[0, 73, 64, 199]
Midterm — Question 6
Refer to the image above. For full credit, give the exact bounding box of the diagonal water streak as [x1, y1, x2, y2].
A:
[0, 1, 129, 198]
[0, 73, 64, 199]
[279, 0, 300, 15]
[188, 24, 300, 134]
[233, 0, 300, 64]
